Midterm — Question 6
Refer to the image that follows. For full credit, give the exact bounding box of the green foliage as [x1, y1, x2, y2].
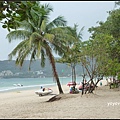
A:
[56, 24, 83, 82]
[117, 73, 120, 80]
[0, 1, 41, 31]
[87, 4, 120, 78]
[115, 1, 120, 7]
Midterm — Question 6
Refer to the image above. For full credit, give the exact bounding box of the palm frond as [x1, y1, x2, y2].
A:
[29, 32, 43, 43]
[44, 33, 54, 43]
[40, 19, 47, 32]
[47, 16, 67, 30]
[42, 3, 53, 14]
[53, 15, 67, 27]
[40, 48, 46, 67]
[7, 30, 31, 43]
[29, 32, 45, 59]
[14, 20, 34, 32]
[8, 39, 31, 66]
[29, 48, 37, 70]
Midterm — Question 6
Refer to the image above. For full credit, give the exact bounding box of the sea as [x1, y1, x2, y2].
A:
[0, 76, 85, 93]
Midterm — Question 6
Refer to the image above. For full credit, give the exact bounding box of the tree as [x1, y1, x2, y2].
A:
[115, 1, 120, 7]
[56, 24, 83, 82]
[0, 1, 41, 31]
[6, 2, 67, 94]
[78, 38, 108, 93]
[88, 3, 120, 82]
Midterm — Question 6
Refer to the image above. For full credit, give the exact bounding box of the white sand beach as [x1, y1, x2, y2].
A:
[0, 79, 120, 119]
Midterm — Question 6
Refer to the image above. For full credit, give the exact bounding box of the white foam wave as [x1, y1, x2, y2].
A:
[0, 83, 56, 92]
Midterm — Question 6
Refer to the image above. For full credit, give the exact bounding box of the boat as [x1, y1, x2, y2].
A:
[35, 88, 53, 96]
[13, 83, 23, 87]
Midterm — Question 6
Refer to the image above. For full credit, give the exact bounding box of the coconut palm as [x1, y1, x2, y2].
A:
[56, 24, 83, 82]
[6, 3, 67, 94]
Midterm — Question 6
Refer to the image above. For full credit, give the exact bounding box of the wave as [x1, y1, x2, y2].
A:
[0, 83, 56, 92]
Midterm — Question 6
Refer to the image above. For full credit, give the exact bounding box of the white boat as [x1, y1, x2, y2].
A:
[13, 84, 23, 87]
[35, 88, 53, 96]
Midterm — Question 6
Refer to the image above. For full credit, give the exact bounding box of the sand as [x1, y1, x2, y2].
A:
[0, 80, 120, 119]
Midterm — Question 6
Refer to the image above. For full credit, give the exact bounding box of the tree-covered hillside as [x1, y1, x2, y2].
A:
[0, 58, 83, 78]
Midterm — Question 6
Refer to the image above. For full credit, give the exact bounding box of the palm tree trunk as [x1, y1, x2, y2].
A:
[48, 50, 64, 94]
[51, 60, 64, 94]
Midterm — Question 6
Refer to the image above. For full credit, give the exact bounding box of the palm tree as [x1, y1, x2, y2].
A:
[56, 24, 83, 82]
[6, 2, 67, 94]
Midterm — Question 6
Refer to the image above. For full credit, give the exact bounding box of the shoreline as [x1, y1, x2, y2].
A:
[0, 78, 108, 93]
[0, 83, 57, 93]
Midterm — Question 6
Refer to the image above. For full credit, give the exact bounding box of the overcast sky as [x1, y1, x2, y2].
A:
[0, 1, 115, 60]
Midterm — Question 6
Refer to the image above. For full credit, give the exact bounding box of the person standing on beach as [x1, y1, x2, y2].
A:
[40, 86, 43, 89]
[84, 79, 87, 85]
[106, 78, 109, 86]
[72, 81, 76, 93]
[110, 78, 112, 83]
[100, 81, 102, 86]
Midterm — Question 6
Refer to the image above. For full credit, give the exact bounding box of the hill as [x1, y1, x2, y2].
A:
[0, 58, 83, 78]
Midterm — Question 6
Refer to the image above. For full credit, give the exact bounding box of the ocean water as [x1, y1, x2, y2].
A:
[0, 77, 84, 93]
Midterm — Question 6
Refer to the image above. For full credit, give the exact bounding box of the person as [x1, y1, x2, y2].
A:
[43, 88, 45, 91]
[72, 81, 76, 92]
[40, 86, 45, 91]
[40, 86, 43, 89]
[106, 78, 108, 86]
[70, 87, 73, 94]
[84, 79, 87, 85]
[110, 78, 112, 83]
[100, 81, 102, 86]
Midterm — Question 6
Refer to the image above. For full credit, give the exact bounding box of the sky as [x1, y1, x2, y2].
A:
[0, 1, 116, 60]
